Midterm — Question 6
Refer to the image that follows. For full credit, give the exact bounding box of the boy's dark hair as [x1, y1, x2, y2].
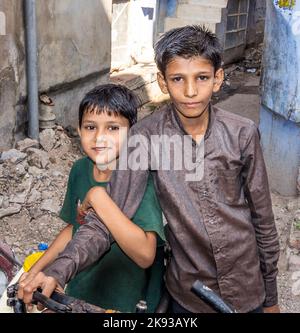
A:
[154, 25, 222, 76]
[79, 84, 139, 128]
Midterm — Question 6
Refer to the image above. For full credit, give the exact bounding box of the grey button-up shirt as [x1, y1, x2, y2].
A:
[45, 104, 280, 313]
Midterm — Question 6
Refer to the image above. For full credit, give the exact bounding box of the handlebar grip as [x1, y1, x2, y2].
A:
[32, 290, 71, 313]
[191, 280, 236, 313]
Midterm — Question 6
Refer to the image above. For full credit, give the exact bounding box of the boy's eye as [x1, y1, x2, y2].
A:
[85, 125, 96, 130]
[198, 76, 209, 81]
[171, 77, 183, 83]
[108, 126, 119, 131]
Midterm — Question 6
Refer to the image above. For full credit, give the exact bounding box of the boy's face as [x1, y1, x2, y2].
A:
[78, 110, 129, 170]
[157, 56, 224, 120]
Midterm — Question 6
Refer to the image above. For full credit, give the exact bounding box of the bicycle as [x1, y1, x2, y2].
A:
[5, 280, 236, 313]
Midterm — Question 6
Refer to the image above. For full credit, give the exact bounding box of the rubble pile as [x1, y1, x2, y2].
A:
[223, 44, 263, 89]
[273, 194, 300, 311]
[287, 205, 300, 297]
[242, 44, 264, 74]
[0, 127, 82, 261]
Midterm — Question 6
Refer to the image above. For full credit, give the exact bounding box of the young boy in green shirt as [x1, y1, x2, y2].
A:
[19, 84, 165, 313]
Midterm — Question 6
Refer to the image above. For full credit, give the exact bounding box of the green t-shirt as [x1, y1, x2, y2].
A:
[59, 157, 165, 313]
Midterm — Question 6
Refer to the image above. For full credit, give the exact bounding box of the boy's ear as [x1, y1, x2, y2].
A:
[77, 127, 82, 138]
[157, 72, 169, 94]
[213, 68, 224, 93]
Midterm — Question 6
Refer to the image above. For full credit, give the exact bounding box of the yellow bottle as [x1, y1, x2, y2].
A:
[23, 243, 48, 272]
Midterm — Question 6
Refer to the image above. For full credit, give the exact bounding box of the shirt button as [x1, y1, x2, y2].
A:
[203, 191, 208, 197]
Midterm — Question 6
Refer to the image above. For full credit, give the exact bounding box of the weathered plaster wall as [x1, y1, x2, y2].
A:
[0, 0, 112, 150]
[247, 0, 266, 46]
[0, 0, 25, 150]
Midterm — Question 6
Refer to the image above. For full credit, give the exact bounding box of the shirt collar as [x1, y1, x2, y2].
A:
[169, 103, 215, 141]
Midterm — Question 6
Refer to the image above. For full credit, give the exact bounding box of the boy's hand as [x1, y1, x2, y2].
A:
[18, 271, 63, 310]
[263, 304, 280, 313]
[77, 187, 106, 224]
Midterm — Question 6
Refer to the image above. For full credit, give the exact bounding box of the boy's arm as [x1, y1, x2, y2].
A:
[82, 186, 157, 269]
[242, 124, 280, 310]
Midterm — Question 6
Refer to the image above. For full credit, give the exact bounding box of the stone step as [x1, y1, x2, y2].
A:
[177, 4, 223, 22]
[164, 17, 217, 33]
[178, 0, 228, 8]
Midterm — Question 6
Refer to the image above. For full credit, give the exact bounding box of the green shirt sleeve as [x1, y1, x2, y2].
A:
[132, 173, 165, 245]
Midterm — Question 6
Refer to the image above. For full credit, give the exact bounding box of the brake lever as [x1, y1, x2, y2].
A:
[32, 289, 72, 313]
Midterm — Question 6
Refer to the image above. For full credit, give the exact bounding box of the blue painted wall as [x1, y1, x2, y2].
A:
[261, 1, 300, 123]
[260, 0, 300, 196]
[260, 106, 300, 196]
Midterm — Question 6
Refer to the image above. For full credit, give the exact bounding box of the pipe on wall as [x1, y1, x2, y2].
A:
[24, 0, 39, 141]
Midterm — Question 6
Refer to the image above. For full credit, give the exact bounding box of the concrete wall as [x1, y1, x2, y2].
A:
[111, 0, 132, 68]
[0, 0, 25, 150]
[0, 0, 112, 150]
[260, 0, 300, 196]
[247, 0, 266, 46]
[112, 0, 158, 68]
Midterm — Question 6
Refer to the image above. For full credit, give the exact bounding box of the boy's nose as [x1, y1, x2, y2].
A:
[184, 81, 198, 98]
[96, 133, 107, 143]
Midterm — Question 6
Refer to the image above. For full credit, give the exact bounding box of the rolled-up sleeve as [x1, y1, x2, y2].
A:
[242, 124, 280, 307]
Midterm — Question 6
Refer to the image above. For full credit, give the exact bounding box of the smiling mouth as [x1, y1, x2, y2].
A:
[93, 147, 111, 152]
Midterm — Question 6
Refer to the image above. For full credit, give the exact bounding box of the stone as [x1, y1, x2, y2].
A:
[41, 190, 54, 200]
[297, 167, 300, 194]
[55, 125, 64, 132]
[0, 149, 27, 164]
[27, 188, 42, 204]
[16, 138, 39, 152]
[28, 166, 43, 177]
[39, 129, 56, 152]
[0, 205, 21, 219]
[286, 199, 300, 212]
[49, 156, 57, 164]
[289, 214, 300, 250]
[27, 148, 50, 169]
[292, 279, 300, 296]
[28, 206, 43, 220]
[2, 197, 9, 209]
[40, 198, 60, 214]
[51, 171, 64, 178]
[278, 250, 289, 272]
[9, 193, 27, 205]
[14, 164, 27, 177]
[288, 254, 300, 271]
[291, 271, 300, 281]
[65, 126, 78, 138]
[20, 176, 33, 195]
